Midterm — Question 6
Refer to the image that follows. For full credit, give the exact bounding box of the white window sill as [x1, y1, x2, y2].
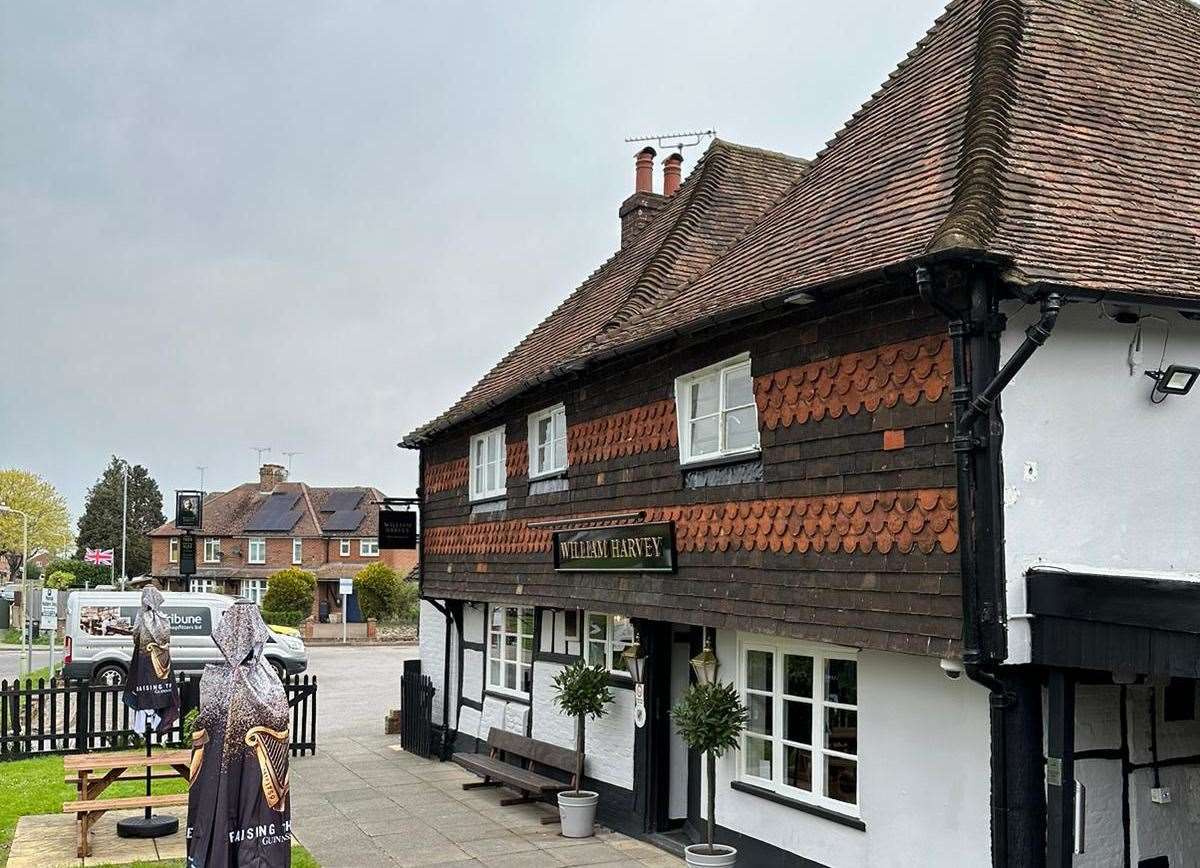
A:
[730, 781, 864, 830]
[679, 448, 762, 470]
[469, 492, 507, 504]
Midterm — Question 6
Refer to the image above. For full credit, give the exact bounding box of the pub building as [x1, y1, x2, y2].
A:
[401, 0, 1200, 865]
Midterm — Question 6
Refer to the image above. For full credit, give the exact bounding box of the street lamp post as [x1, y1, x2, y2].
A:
[0, 504, 31, 678]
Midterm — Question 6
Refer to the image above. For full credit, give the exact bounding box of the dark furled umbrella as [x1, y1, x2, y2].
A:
[187, 600, 292, 868]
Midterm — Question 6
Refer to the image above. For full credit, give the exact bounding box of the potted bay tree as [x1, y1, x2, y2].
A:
[551, 659, 615, 838]
[672, 681, 750, 867]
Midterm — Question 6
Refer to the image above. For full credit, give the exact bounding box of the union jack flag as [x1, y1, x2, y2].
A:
[84, 548, 114, 566]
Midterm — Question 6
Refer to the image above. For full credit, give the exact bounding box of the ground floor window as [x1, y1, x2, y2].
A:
[487, 605, 533, 697]
[586, 613, 634, 678]
[241, 579, 267, 605]
[189, 578, 218, 594]
[739, 638, 859, 813]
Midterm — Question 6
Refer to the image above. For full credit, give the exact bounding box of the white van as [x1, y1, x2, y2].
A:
[63, 591, 308, 685]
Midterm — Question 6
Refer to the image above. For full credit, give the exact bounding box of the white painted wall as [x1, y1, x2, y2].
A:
[999, 302, 1200, 662]
[1066, 683, 1200, 866]
[710, 630, 991, 868]
[418, 600, 458, 728]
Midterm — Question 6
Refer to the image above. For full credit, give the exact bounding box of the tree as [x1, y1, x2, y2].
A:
[45, 557, 110, 588]
[0, 469, 72, 585]
[75, 457, 165, 579]
[45, 570, 76, 590]
[261, 567, 316, 618]
[353, 562, 404, 621]
[551, 661, 615, 797]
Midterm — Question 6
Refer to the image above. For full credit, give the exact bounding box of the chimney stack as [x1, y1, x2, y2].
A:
[663, 152, 684, 197]
[259, 463, 288, 491]
[619, 147, 668, 248]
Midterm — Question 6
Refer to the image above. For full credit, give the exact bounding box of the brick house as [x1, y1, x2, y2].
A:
[401, 0, 1200, 864]
[148, 464, 416, 622]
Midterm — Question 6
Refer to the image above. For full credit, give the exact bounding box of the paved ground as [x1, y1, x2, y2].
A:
[303, 644, 418, 739]
[290, 732, 685, 868]
[0, 645, 56, 681]
[9, 809, 185, 867]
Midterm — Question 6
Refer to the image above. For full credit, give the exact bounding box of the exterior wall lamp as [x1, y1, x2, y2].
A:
[1146, 364, 1200, 403]
[621, 635, 647, 684]
[690, 628, 719, 685]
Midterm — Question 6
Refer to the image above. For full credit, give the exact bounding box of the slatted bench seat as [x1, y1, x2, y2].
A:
[453, 727, 579, 824]
[64, 793, 189, 857]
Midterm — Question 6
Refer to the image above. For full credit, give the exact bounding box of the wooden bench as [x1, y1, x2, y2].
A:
[453, 727, 579, 824]
[63, 749, 192, 857]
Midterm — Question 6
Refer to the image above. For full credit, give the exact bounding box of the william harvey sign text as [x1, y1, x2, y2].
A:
[553, 522, 676, 572]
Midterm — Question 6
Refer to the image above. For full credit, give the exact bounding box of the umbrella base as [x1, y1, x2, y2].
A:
[117, 815, 179, 838]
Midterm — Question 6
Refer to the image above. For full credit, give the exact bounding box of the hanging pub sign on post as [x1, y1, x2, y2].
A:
[179, 534, 197, 577]
[553, 522, 676, 572]
[378, 498, 419, 550]
[175, 490, 204, 530]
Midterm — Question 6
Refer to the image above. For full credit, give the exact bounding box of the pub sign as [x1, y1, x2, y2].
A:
[175, 490, 204, 530]
[179, 534, 197, 576]
[553, 522, 676, 572]
[378, 509, 418, 550]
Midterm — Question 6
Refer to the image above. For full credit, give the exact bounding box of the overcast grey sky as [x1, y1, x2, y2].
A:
[1, 1, 947, 525]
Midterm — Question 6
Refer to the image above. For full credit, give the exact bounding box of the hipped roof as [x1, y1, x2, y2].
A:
[405, 0, 1200, 445]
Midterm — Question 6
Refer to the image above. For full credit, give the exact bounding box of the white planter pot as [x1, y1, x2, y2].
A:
[684, 843, 738, 867]
[557, 791, 599, 838]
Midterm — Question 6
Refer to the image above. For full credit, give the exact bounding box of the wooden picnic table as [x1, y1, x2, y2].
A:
[63, 749, 191, 857]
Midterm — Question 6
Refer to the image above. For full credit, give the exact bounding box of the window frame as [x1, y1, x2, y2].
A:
[485, 604, 534, 699]
[292, 538, 303, 564]
[189, 578, 217, 594]
[359, 539, 379, 557]
[339, 539, 351, 557]
[674, 353, 760, 466]
[584, 612, 634, 679]
[203, 537, 220, 564]
[168, 538, 179, 564]
[247, 537, 267, 565]
[241, 578, 268, 605]
[736, 635, 860, 818]
[527, 404, 568, 479]
[469, 426, 508, 502]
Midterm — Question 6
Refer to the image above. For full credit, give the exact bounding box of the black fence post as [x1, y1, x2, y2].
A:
[74, 678, 90, 753]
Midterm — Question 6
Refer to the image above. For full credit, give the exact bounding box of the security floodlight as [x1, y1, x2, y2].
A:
[1146, 364, 1200, 401]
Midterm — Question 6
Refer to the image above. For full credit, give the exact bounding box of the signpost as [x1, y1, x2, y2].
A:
[339, 577, 353, 644]
[40, 588, 57, 678]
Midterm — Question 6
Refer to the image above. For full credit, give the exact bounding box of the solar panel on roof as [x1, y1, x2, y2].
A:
[245, 492, 302, 531]
[323, 509, 364, 532]
[321, 491, 362, 513]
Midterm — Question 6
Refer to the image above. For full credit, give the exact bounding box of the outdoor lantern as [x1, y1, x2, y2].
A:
[621, 636, 647, 684]
[690, 630, 719, 685]
[1146, 364, 1200, 401]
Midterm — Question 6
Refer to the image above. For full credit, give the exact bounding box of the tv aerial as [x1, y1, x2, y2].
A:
[624, 129, 717, 154]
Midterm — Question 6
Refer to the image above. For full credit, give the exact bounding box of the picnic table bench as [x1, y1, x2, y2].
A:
[63, 749, 191, 857]
[453, 727, 579, 825]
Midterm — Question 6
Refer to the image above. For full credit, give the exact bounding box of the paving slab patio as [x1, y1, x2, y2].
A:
[8, 808, 186, 868]
[289, 732, 685, 868]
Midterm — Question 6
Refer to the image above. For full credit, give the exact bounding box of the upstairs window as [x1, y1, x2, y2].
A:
[247, 537, 267, 565]
[360, 539, 379, 557]
[203, 538, 221, 563]
[528, 404, 568, 478]
[169, 538, 179, 563]
[292, 538, 302, 564]
[339, 539, 351, 557]
[470, 426, 507, 501]
[675, 355, 760, 465]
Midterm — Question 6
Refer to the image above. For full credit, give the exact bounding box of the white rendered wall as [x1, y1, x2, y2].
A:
[999, 303, 1200, 662]
[418, 600, 458, 728]
[710, 630, 991, 868]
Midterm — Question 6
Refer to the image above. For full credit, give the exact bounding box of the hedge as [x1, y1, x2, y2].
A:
[262, 610, 307, 628]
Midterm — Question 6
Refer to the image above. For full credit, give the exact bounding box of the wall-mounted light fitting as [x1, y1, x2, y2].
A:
[690, 628, 719, 685]
[621, 635, 647, 684]
[1145, 364, 1200, 402]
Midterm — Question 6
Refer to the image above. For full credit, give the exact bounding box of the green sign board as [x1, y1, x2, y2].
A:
[553, 522, 676, 572]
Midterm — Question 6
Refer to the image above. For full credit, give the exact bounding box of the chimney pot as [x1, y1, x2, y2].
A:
[663, 152, 684, 197]
[635, 146, 657, 194]
[259, 463, 288, 491]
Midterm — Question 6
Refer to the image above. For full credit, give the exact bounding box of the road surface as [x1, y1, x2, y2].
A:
[301, 644, 418, 739]
[0, 646, 58, 682]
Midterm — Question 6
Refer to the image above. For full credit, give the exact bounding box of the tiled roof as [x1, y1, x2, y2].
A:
[149, 483, 385, 538]
[407, 0, 1200, 443]
[402, 140, 809, 444]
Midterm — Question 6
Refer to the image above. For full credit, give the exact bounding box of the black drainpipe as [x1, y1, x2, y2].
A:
[918, 264, 1063, 868]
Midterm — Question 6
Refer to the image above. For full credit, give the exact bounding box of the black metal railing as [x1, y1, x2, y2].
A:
[0, 673, 318, 759]
[400, 661, 435, 759]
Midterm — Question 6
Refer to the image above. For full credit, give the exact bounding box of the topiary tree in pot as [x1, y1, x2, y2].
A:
[551, 660, 615, 838]
[672, 681, 750, 866]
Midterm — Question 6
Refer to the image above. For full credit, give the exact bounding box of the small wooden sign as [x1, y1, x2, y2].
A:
[553, 522, 676, 572]
[179, 534, 197, 576]
[379, 510, 418, 550]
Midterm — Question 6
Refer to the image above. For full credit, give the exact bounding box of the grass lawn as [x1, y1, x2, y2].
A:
[1, 630, 50, 647]
[0, 753, 318, 867]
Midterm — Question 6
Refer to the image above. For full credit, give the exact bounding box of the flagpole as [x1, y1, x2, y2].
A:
[120, 462, 129, 590]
